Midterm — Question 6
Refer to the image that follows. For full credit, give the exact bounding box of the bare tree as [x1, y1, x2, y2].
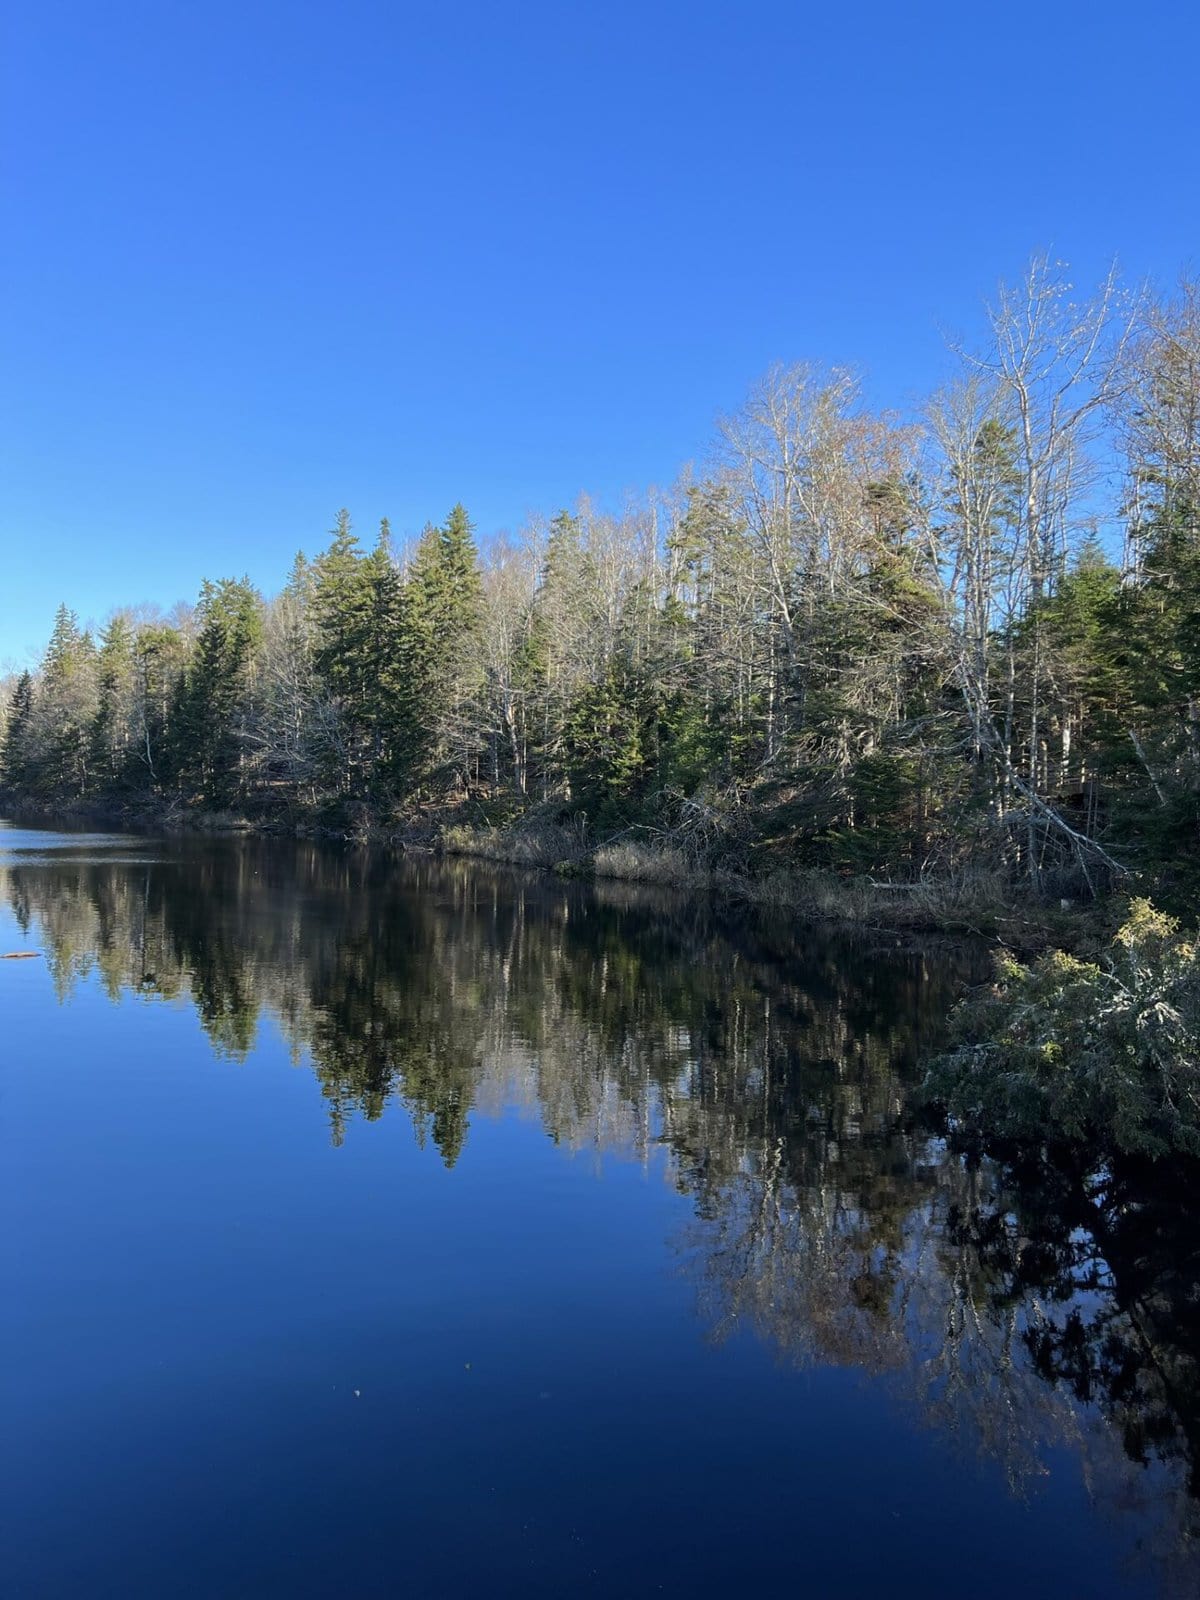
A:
[1118, 274, 1200, 572]
[948, 255, 1141, 886]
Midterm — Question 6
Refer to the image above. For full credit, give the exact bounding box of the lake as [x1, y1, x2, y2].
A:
[1, 819, 1196, 1598]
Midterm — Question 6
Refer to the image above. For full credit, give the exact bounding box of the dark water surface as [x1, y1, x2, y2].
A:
[2, 820, 1197, 1598]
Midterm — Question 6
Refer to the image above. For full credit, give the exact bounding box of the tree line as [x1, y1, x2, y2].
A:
[3, 256, 1199, 898]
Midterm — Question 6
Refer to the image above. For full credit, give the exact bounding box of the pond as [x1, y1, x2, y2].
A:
[1, 819, 1196, 1597]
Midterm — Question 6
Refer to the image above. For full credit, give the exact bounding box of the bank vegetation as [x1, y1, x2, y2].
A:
[4, 258, 1199, 926]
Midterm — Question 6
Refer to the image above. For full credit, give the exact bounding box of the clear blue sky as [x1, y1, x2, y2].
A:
[3, 0, 1196, 666]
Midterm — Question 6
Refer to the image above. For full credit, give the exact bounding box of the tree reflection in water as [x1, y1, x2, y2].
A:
[5, 834, 1199, 1590]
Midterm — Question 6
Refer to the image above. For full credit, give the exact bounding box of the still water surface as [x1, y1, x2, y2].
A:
[1, 820, 1197, 1597]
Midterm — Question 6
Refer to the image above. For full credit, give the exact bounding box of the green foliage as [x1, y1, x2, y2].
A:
[403, 504, 484, 786]
[309, 513, 413, 793]
[132, 623, 188, 790]
[90, 614, 137, 790]
[170, 578, 263, 804]
[13, 606, 100, 798]
[1, 672, 35, 789]
[565, 665, 636, 817]
[310, 510, 373, 787]
[926, 900, 1200, 1159]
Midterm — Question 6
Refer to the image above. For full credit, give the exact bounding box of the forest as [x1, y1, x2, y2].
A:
[3, 256, 1199, 907]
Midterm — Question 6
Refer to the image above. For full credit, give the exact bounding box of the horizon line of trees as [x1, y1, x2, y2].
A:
[3, 254, 1199, 898]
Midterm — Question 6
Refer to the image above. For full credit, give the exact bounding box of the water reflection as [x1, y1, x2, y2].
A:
[4, 831, 1199, 1591]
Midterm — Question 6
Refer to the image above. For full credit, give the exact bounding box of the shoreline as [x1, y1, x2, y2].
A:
[0, 794, 1108, 955]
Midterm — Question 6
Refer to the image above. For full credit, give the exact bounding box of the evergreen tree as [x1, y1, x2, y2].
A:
[403, 504, 484, 791]
[1111, 499, 1200, 892]
[28, 605, 98, 797]
[361, 521, 412, 784]
[311, 510, 376, 794]
[1, 672, 35, 790]
[90, 614, 137, 790]
[171, 579, 263, 804]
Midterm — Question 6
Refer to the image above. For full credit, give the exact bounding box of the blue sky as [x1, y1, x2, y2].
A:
[3, 0, 1197, 666]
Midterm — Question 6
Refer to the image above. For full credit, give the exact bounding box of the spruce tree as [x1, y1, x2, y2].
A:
[402, 505, 484, 792]
[1, 672, 35, 790]
[31, 605, 98, 797]
[361, 520, 411, 785]
[311, 510, 375, 793]
[171, 579, 263, 805]
[90, 614, 137, 790]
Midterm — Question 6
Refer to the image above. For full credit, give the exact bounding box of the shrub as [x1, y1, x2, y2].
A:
[924, 900, 1200, 1159]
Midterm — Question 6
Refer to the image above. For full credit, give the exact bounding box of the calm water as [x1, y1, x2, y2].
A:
[1, 820, 1197, 1598]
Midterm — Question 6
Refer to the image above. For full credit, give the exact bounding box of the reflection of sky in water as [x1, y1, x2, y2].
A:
[0, 818, 159, 864]
[0, 824, 1195, 1599]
